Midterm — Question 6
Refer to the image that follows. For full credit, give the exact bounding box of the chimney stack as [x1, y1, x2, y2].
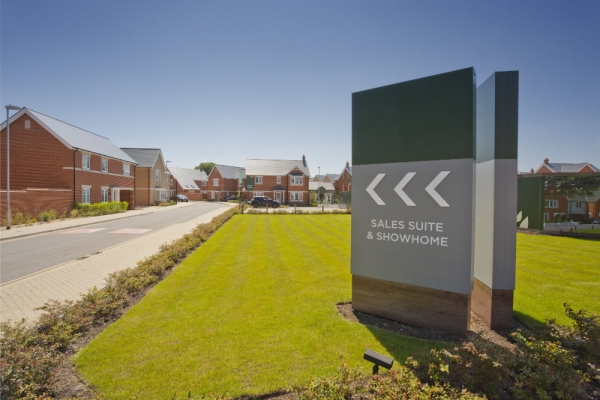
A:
[302, 154, 306, 166]
[346, 161, 350, 167]
[530, 168, 534, 173]
[544, 158, 549, 164]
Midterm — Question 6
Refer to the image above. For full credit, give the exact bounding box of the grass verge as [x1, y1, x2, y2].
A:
[74, 215, 442, 399]
[514, 233, 600, 327]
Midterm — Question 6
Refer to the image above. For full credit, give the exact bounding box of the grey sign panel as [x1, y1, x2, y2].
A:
[351, 158, 474, 295]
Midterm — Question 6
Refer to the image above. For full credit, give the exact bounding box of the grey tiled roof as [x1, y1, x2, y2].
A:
[211, 164, 245, 180]
[18, 108, 137, 163]
[121, 148, 162, 168]
[168, 167, 207, 190]
[327, 173, 339, 181]
[246, 158, 310, 177]
[536, 162, 599, 173]
[309, 181, 335, 191]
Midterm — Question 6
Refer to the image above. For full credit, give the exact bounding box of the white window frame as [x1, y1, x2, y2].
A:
[290, 192, 302, 201]
[101, 187, 108, 202]
[82, 186, 91, 204]
[202, 181, 207, 186]
[213, 178, 219, 186]
[155, 169, 161, 181]
[101, 159, 108, 173]
[255, 176, 263, 184]
[277, 176, 281, 184]
[123, 163, 131, 176]
[291, 176, 303, 185]
[253, 192, 264, 197]
[155, 190, 161, 201]
[545, 199, 558, 208]
[82, 154, 91, 171]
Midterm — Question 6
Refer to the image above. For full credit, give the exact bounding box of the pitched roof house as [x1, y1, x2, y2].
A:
[1, 107, 137, 221]
[531, 158, 600, 222]
[334, 161, 352, 193]
[168, 167, 207, 201]
[534, 158, 599, 174]
[207, 164, 245, 201]
[121, 148, 169, 206]
[245, 155, 311, 204]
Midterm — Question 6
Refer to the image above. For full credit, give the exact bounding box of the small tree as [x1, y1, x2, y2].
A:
[545, 176, 600, 198]
[195, 162, 215, 176]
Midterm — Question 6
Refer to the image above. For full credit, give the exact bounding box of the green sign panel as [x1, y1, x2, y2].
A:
[245, 178, 254, 191]
[517, 176, 545, 230]
[352, 68, 475, 166]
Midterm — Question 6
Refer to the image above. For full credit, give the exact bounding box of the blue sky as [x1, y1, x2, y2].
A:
[2, 1, 599, 175]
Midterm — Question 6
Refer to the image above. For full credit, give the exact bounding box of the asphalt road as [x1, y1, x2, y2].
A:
[0, 202, 225, 284]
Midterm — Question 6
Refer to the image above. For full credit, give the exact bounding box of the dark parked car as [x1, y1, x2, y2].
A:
[250, 196, 280, 208]
[225, 195, 238, 201]
[592, 219, 600, 224]
[170, 194, 189, 203]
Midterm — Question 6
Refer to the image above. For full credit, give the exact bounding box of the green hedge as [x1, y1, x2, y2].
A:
[0, 208, 238, 399]
[74, 201, 129, 216]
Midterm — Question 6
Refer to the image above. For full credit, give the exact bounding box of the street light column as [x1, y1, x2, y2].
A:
[5, 104, 22, 230]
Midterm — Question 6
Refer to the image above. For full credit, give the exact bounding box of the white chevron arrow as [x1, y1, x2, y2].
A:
[394, 172, 416, 206]
[366, 173, 386, 205]
[425, 171, 450, 207]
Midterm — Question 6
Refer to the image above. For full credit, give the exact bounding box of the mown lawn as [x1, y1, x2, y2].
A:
[74, 215, 441, 399]
[514, 233, 600, 326]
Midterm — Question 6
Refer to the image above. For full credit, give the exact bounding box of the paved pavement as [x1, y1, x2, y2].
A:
[0, 202, 236, 324]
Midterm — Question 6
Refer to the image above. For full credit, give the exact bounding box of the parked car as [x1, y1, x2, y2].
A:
[170, 194, 189, 203]
[592, 219, 600, 224]
[225, 195, 238, 201]
[250, 196, 280, 208]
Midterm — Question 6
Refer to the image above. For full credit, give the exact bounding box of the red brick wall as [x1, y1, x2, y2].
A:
[207, 168, 242, 200]
[1, 114, 73, 191]
[335, 168, 352, 193]
[543, 195, 569, 222]
[1, 113, 136, 220]
[1, 189, 72, 221]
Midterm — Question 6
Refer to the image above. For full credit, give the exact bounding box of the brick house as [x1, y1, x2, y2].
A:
[168, 167, 207, 201]
[532, 158, 600, 222]
[207, 164, 245, 201]
[121, 148, 169, 206]
[1, 108, 137, 222]
[244, 156, 311, 205]
[334, 161, 352, 194]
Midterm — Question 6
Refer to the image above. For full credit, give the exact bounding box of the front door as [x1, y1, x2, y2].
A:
[275, 192, 282, 202]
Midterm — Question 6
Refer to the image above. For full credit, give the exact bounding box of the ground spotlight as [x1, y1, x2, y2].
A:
[363, 349, 393, 375]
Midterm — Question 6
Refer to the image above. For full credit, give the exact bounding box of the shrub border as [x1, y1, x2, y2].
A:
[0, 208, 239, 399]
